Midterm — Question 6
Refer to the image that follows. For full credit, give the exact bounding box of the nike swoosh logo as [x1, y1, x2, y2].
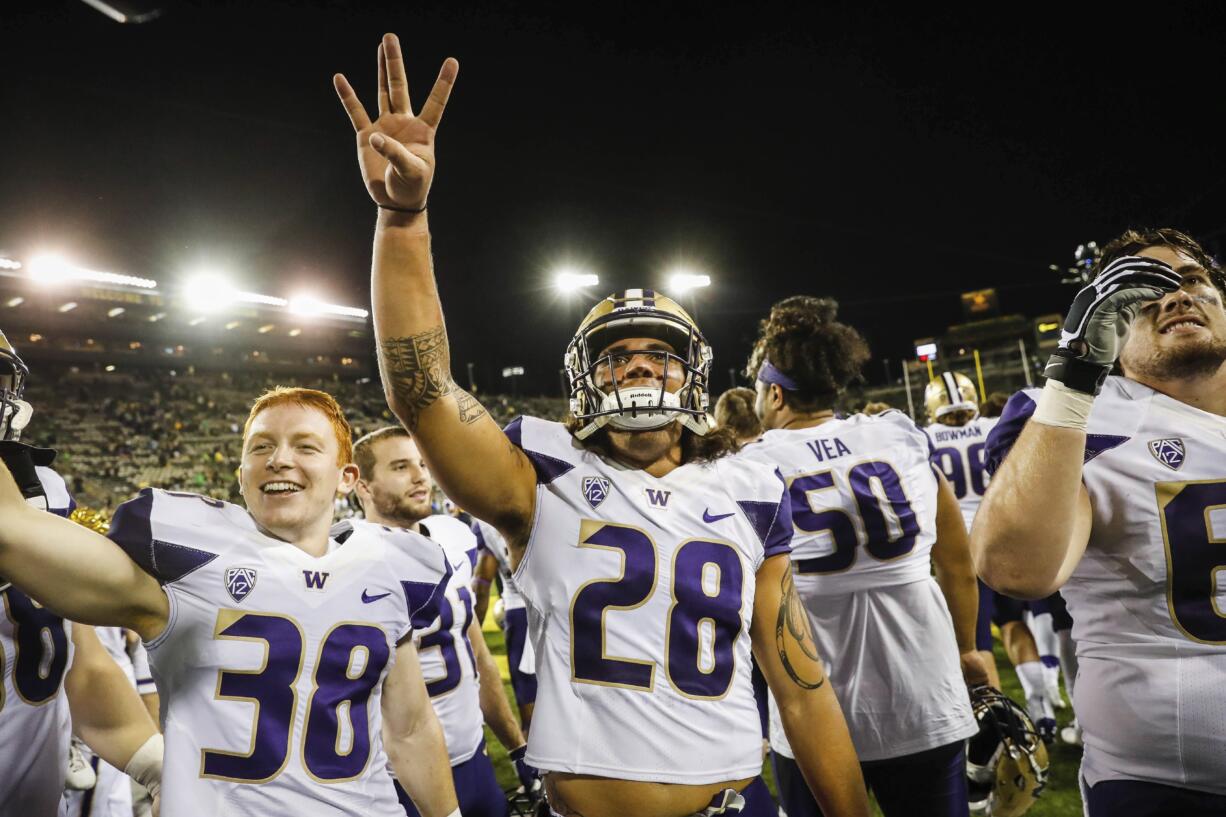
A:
[703, 509, 736, 523]
[361, 589, 392, 604]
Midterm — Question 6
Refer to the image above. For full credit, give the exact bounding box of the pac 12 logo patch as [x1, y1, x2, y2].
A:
[583, 476, 610, 509]
[1148, 438, 1186, 471]
[225, 567, 258, 603]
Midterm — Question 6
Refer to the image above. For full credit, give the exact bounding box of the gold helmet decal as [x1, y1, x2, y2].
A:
[924, 371, 978, 423]
[565, 289, 713, 440]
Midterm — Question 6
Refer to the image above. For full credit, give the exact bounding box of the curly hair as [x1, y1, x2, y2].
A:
[746, 296, 871, 410]
[1095, 227, 1226, 295]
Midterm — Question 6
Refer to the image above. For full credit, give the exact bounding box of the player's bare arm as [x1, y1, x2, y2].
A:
[929, 473, 989, 685]
[973, 424, 1093, 598]
[335, 34, 536, 537]
[382, 639, 460, 817]
[468, 619, 526, 750]
[471, 550, 498, 624]
[751, 554, 870, 817]
[0, 459, 167, 638]
[65, 625, 163, 803]
[972, 253, 1181, 599]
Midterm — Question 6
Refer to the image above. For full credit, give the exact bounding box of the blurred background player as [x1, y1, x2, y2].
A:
[0, 386, 459, 817]
[923, 373, 1060, 742]
[0, 330, 163, 817]
[738, 297, 985, 817]
[714, 387, 764, 445]
[975, 228, 1226, 816]
[471, 518, 537, 734]
[338, 32, 868, 817]
[354, 426, 538, 817]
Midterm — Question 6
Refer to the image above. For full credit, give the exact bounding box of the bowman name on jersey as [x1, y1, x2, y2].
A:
[0, 443, 76, 817]
[106, 488, 452, 817]
[988, 376, 1226, 795]
[739, 411, 976, 762]
[505, 416, 792, 784]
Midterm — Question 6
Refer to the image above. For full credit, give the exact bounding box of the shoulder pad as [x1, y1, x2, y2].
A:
[107, 489, 221, 584]
[503, 416, 578, 485]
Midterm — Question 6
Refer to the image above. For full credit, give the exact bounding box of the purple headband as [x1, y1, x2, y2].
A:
[756, 360, 801, 391]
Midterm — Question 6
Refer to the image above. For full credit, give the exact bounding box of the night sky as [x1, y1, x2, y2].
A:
[4, 2, 1226, 394]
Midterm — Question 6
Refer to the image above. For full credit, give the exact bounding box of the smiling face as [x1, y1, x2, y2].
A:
[592, 336, 686, 394]
[354, 434, 433, 528]
[1118, 245, 1226, 383]
[239, 402, 358, 542]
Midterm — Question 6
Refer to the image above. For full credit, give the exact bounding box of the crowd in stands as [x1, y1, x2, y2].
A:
[22, 366, 567, 512]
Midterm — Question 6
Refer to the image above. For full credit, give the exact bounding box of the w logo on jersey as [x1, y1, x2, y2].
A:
[583, 476, 610, 509]
[225, 567, 257, 603]
[303, 570, 330, 590]
[1148, 438, 1186, 471]
[645, 488, 672, 509]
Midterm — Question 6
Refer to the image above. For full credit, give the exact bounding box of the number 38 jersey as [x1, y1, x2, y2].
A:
[988, 377, 1226, 795]
[0, 448, 75, 817]
[738, 412, 976, 761]
[505, 416, 792, 784]
[924, 415, 999, 529]
[106, 489, 452, 817]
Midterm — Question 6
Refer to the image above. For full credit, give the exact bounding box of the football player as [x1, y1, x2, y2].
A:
[353, 426, 538, 817]
[714, 387, 764, 445]
[973, 227, 1226, 815]
[335, 33, 868, 817]
[738, 298, 985, 817]
[0, 386, 460, 817]
[471, 517, 537, 733]
[923, 373, 1059, 741]
[0, 332, 163, 817]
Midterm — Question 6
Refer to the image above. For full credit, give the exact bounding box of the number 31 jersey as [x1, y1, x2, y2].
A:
[107, 489, 451, 817]
[505, 416, 792, 784]
[988, 376, 1226, 794]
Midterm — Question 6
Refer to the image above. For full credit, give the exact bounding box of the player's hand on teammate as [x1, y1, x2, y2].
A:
[334, 33, 458, 211]
[959, 650, 991, 688]
[1044, 255, 1182, 394]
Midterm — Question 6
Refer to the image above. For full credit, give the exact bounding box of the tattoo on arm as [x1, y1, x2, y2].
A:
[378, 328, 457, 430]
[454, 388, 488, 425]
[775, 568, 826, 690]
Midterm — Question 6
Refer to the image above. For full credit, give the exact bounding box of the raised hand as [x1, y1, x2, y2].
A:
[334, 34, 458, 211]
[1044, 255, 1182, 394]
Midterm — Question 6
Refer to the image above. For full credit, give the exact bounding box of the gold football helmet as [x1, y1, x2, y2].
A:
[564, 289, 713, 440]
[966, 685, 1050, 817]
[925, 371, 979, 423]
[0, 330, 32, 441]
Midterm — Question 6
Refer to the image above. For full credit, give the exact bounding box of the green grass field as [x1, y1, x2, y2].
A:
[478, 614, 1084, 816]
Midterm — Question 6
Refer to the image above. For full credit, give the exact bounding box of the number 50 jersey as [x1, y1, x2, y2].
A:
[987, 377, 1226, 795]
[106, 489, 451, 817]
[505, 416, 792, 784]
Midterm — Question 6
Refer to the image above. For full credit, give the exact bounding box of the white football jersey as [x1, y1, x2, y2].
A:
[471, 518, 526, 612]
[413, 514, 485, 765]
[738, 413, 976, 760]
[924, 416, 999, 529]
[0, 454, 75, 817]
[505, 416, 792, 784]
[106, 489, 452, 817]
[989, 377, 1226, 794]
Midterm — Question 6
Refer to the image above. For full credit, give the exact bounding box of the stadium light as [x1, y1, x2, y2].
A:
[667, 270, 711, 293]
[29, 254, 157, 289]
[288, 293, 369, 319]
[0, 258, 22, 271]
[553, 268, 599, 293]
[5, 297, 23, 308]
[182, 271, 238, 312]
[107, 307, 125, 318]
[57, 302, 78, 313]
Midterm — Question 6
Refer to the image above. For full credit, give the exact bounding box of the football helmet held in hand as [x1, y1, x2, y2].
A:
[966, 684, 1049, 817]
[0, 330, 33, 441]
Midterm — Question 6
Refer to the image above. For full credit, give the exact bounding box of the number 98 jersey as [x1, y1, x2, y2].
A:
[505, 416, 792, 784]
[987, 377, 1226, 795]
[106, 489, 452, 817]
[924, 415, 999, 530]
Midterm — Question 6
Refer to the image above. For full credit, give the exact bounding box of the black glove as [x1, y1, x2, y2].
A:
[509, 744, 541, 796]
[1043, 255, 1182, 394]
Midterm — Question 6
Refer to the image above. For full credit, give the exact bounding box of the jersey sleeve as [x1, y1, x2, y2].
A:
[503, 416, 578, 485]
[106, 489, 220, 585]
[389, 529, 454, 639]
[985, 391, 1037, 475]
